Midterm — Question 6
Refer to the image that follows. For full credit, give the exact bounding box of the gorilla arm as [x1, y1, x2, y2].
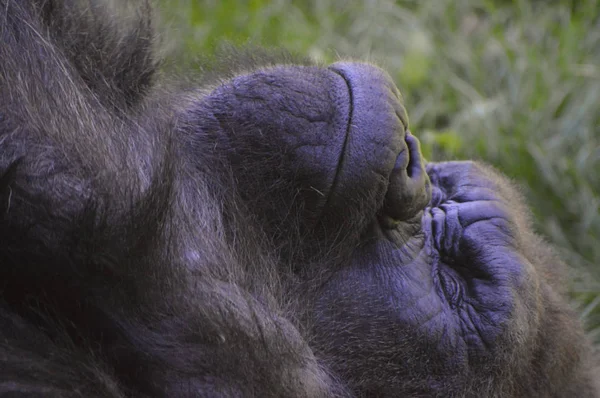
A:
[425, 161, 599, 396]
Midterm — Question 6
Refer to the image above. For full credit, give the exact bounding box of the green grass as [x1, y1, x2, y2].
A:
[157, 0, 600, 340]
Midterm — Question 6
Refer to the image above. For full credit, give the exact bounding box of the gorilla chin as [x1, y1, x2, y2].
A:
[0, 1, 598, 397]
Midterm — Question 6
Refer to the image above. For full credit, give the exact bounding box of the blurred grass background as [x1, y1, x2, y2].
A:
[156, 0, 600, 341]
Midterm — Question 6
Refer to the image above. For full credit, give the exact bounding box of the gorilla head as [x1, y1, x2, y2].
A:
[179, 60, 598, 396]
[183, 62, 429, 255]
[0, 1, 598, 397]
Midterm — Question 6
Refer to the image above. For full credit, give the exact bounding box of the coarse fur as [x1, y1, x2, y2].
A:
[0, 1, 598, 397]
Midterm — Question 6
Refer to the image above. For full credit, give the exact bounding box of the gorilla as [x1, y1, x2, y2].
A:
[0, 1, 598, 397]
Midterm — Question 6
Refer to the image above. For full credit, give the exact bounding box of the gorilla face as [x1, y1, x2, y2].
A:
[0, 1, 598, 397]
[188, 62, 429, 242]
[179, 62, 593, 395]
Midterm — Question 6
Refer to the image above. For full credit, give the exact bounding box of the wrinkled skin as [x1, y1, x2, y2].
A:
[0, 1, 598, 397]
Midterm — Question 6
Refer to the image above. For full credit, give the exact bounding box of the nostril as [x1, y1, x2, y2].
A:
[395, 99, 409, 132]
[394, 144, 410, 176]
[405, 131, 418, 179]
[379, 131, 430, 227]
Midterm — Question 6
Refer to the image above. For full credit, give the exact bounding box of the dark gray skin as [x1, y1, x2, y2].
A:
[0, 1, 598, 397]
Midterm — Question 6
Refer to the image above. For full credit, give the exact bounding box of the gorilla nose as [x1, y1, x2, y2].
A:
[322, 62, 429, 228]
[328, 62, 409, 132]
[202, 61, 428, 235]
[325, 62, 409, 193]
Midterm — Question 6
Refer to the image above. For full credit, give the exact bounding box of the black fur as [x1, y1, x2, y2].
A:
[0, 1, 597, 397]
